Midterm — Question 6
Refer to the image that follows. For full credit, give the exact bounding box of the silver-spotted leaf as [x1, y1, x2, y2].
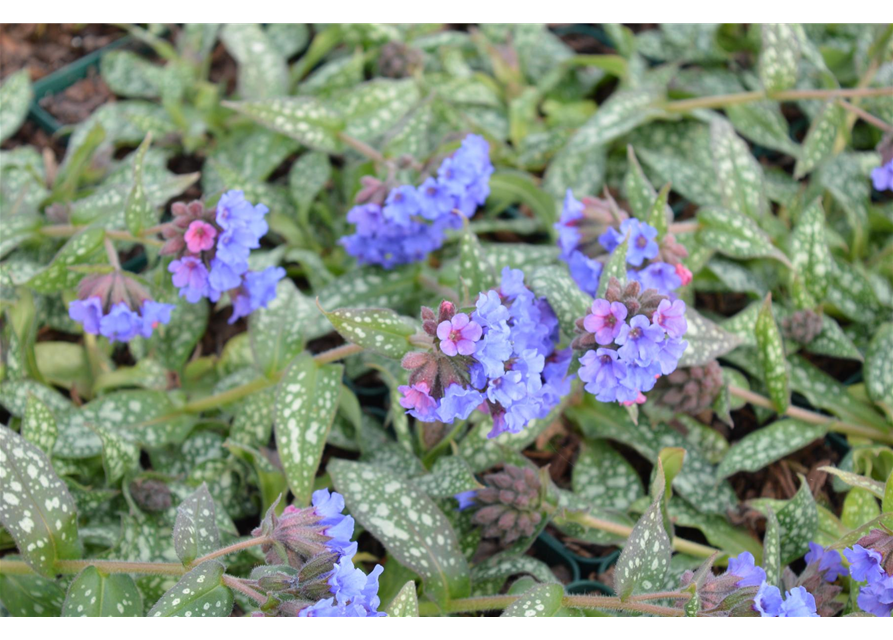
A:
[527, 265, 592, 339]
[677, 308, 742, 368]
[572, 440, 644, 511]
[716, 419, 826, 480]
[249, 279, 306, 376]
[755, 294, 790, 413]
[597, 235, 629, 299]
[322, 306, 417, 360]
[62, 566, 142, 617]
[763, 508, 781, 587]
[501, 582, 564, 617]
[759, 24, 800, 93]
[697, 206, 790, 266]
[173, 483, 221, 566]
[22, 394, 58, 455]
[147, 561, 233, 617]
[794, 101, 843, 179]
[750, 477, 818, 564]
[385, 580, 419, 617]
[865, 323, 893, 413]
[223, 97, 343, 153]
[788, 198, 831, 302]
[0, 69, 32, 144]
[124, 134, 154, 236]
[220, 24, 288, 99]
[710, 118, 768, 221]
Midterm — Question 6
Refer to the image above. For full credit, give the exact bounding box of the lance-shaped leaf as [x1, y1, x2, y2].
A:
[93, 423, 140, 484]
[759, 24, 800, 93]
[646, 184, 672, 239]
[841, 487, 880, 531]
[527, 265, 592, 339]
[173, 483, 221, 566]
[0, 426, 81, 576]
[320, 305, 418, 360]
[328, 459, 471, 607]
[819, 468, 885, 500]
[750, 477, 817, 564]
[793, 101, 843, 179]
[152, 296, 209, 371]
[385, 581, 420, 617]
[22, 394, 58, 455]
[124, 133, 154, 236]
[249, 279, 306, 376]
[788, 198, 831, 302]
[572, 440, 644, 511]
[763, 508, 782, 588]
[756, 294, 790, 413]
[501, 582, 565, 617]
[274, 353, 343, 504]
[624, 145, 660, 220]
[62, 566, 142, 617]
[597, 234, 630, 299]
[0, 69, 32, 144]
[613, 465, 671, 600]
[710, 118, 768, 221]
[0, 571, 65, 616]
[678, 308, 742, 368]
[289, 151, 331, 215]
[26, 228, 106, 294]
[697, 206, 790, 266]
[416, 456, 479, 498]
[865, 323, 893, 414]
[147, 561, 233, 617]
[726, 101, 800, 157]
[222, 97, 344, 153]
[458, 220, 497, 303]
[716, 419, 827, 480]
[333, 78, 420, 144]
[220, 23, 288, 99]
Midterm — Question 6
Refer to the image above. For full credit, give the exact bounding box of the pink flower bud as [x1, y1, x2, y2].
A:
[675, 263, 693, 286]
[184, 220, 217, 253]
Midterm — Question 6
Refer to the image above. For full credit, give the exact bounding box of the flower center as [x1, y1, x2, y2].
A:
[637, 236, 648, 248]
[629, 327, 642, 339]
[449, 329, 462, 342]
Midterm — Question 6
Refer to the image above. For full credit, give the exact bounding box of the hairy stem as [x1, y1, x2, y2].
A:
[418, 592, 688, 616]
[668, 221, 700, 234]
[0, 558, 185, 577]
[838, 100, 893, 132]
[222, 575, 267, 604]
[338, 132, 388, 165]
[663, 86, 893, 113]
[104, 237, 122, 271]
[562, 595, 685, 616]
[417, 273, 460, 302]
[39, 225, 163, 247]
[728, 385, 893, 444]
[190, 536, 270, 567]
[313, 342, 364, 366]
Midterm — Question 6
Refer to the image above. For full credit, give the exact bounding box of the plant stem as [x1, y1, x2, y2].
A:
[668, 222, 700, 234]
[417, 273, 460, 302]
[0, 558, 185, 577]
[418, 593, 688, 616]
[560, 511, 721, 560]
[313, 342, 364, 366]
[837, 100, 893, 132]
[727, 385, 893, 444]
[562, 594, 685, 616]
[222, 575, 267, 604]
[663, 86, 893, 113]
[338, 132, 388, 165]
[104, 237, 122, 270]
[190, 537, 270, 567]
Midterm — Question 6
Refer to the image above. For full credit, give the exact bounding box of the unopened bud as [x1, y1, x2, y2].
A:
[780, 309, 823, 344]
[654, 360, 724, 415]
[129, 478, 172, 512]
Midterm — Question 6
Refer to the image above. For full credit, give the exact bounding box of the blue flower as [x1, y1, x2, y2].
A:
[216, 190, 269, 239]
[804, 542, 843, 582]
[616, 315, 665, 366]
[311, 489, 356, 555]
[858, 574, 893, 617]
[417, 177, 455, 220]
[727, 551, 767, 587]
[99, 302, 141, 343]
[500, 267, 528, 301]
[566, 250, 603, 297]
[138, 300, 175, 338]
[68, 297, 104, 335]
[383, 185, 422, 226]
[554, 189, 584, 256]
[654, 337, 688, 375]
[637, 261, 681, 295]
[438, 384, 484, 422]
[169, 256, 210, 303]
[578, 348, 627, 402]
[844, 544, 884, 583]
[754, 581, 783, 616]
[779, 586, 819, 617]
[300, 559, 386, 617]
[872, 158, 893, 192]
[207, 257, 244, 296]
[455, 490, 477, 510]
[623, 219, 659, 267]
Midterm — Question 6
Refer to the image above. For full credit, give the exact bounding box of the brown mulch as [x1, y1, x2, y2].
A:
[0, 24, 124, 81]
[38, 69, 114, 125]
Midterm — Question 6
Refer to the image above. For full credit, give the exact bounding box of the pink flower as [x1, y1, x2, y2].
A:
[437, 312, 482, 356]
[398, 382, 438, 422]
[184, 220, 217, 253]
[621, 392, 647, 406]
[675, 263, 692, 286]
[653, 299, 688, 338]
[583, 299, 628, 345]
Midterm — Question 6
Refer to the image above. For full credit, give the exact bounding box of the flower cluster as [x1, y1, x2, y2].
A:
[872, 135, 893, 192]
[554, 190, 691, 298]
[252, 489, 385, 617]
[163, 191, 284, 323]
[340, 134, 493, 268]
[753, 583, 819, 617]
[573, 278, 688, 405]
[399, 267, 572, 438]
[845, 531, 893, 617]
[68, 272, 174, 343]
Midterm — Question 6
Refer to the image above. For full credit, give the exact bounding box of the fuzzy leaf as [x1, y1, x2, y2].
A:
[613, 469, 671, 600]
[221, 24, 289, 99]
[62, 566, 142, 617]
[820, 468, 885, 500]
[322, 306, 418, 360]
[788, 198, 831, 302]
[501, 582, 564, 617]
[756, 294, 790, 413]
[710, 118, 767, 221]
[841, 487, 880, 530]
[458, 222, 498, 303]
[333, 79, 420, 144]
[572, 440, 644, 511]
[759, 24, 800, 93]
[416, 456, 479, 498]
[26, 229, 106, 294]
[173, 484, 221, 566]
[21, 394, 58, 455]
[488, 171, 556, 225]
[93, 423, 140, 483]
[624, 145, 660, 220]
[0, 572, 65, 616]
[697, 206, 790, 266]
[793, 101, 843, 179]
[124, 133, 154, 236]
[865, 323, 893, 413]
[0, 69, 32, 144]
[249, 279, 306, 376]
[274, 353, 343, 504]
[147, 561, 233, 617]
[717, 419, 826, 480]
[678, 308, 742, 368]
[223, 97, 344, 153]
[385, 581, 419, 617]
[288, 151, 331, 214]
[763, 508, 782, 588]
[750, 477, 818, 564]
[329, 459, 471, 607]
[598, 235, 630, 299]
[0, 426, 81, 577]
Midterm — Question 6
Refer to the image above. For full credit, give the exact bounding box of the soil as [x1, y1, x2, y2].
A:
[38, 69, 115, 125]
[0, 24, 125, 81]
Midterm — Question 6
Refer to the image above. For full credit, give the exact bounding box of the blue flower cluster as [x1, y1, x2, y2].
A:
[292, 490, 386, 617]
[167, 190, 285, 323]
[872, 158, 893, 192]
[555, 190, 691, 297]
[399, 267, 572, 438]
[845, 543, 893, 617]
[725, 551, 822, 617]
[69, 298, 174, 343]
[578, 296, 688, 405]
[340, 134, 493, 268]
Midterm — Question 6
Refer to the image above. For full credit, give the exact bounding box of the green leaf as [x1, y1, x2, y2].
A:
[697, 206, 790, 266]
[646, 184, 672, 239]
[788, 198, 831, 302]
[151, 296, 209, 371]
[597, 235, 629, 299]
[317, 265, 420, 312]
[0, 69, 32, 144]
[328, 459, 471, 607]
[501, 582, 565, 617]
[885, 470, 893, 519]
[124, 133, 155, 236]
[458, 221, 498, 303]
[487, 171, 556, 225]
[841, 487, 880, 530]
[147, 561, 233, 617]
[173, 483, 221, 566]
[759, 24, 800, 93]
[527, 265, 592, 339]
[624, 145, 660, 220]
[670, 499, 762, 560]
[288, 151, 331, 214]
[763, 508, 782, 587]
[710, 118, 768, 221]
[21, 394, 58, 455]
[93, 423, 140, 483]
[333, 78, 420, 144]
[220, 24, 288, 99]
[0, 426, 81, 577]
[223, 97, 344, 153]
[750, 477, 817, 564]
[613, 468, 671, 600]
[0, 571, 65, 616]
[385, 581, 419, 617]
[793, 101, 843, 179]
[274, 353, 343, 504]
[62, 566, 142, 617]
[416, 456, 479, 498]
[249, 280, 306, 376]
[572, 440, 644, 511]
[820, 468, 885, 500]
[678, 308, 742, 368]
[865, 323, 893, 414]
[756, 294, 790, 413]
[716, 419, 826, 480]
[321, 306, 418, 360]
[26, 229, 106, 294]
[726, 101, 800, 157]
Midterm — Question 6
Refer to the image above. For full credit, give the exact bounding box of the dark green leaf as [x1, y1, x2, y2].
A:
[147, 561, 233, 617]
[501, 582, 564, 617]
[716, 419, 826, 480]
[62, 566, 142, 617]
[249, 280, 306, 376]
[173, 483, 221, 566]
[755, 294, 790, 413]
[321, 306, 418, 360]
[385, 581, 419, 617]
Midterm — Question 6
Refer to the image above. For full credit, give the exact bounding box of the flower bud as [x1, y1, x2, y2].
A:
[468, 465, 545, 545]
[129, 478, 172, 512]
[654, 360, 724, 415]
[780, 309, 823, 344]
